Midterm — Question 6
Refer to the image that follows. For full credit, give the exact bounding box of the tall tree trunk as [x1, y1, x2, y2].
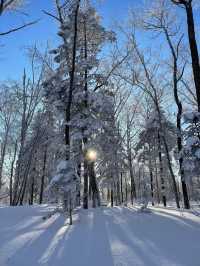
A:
[0, 129, 9, 191]
[88, 162, 100, 207]
[61, 0, 80, 224]
[29, 176, 34, 205]
[83, 16, 89, 209]
[65, 0, 80, 160]
[107, 188, 110, 202]
[164, 26, 190, 209]
[157, 105, 180, 209]
[126, 114, 136, 203]
[116, 177, 121, 205]
[148, 148, 154, 206]
[39, 146, 47, 204]
[150, 169, 154, 206]
[171, 0, 200, 110]
[69, 192, 72, 225]
[153, 147, 160, 204]
[130, 169, 136, 201]
[162, 135, 180, 209]
[76, 141, 82, 207]
[12, 143, 25, 205]
[10, 141, 17, 206]
[111, 188, 114, 207]
[120, 172, 124, 203]
[185, 2, 200, 111]
[125, 175, 128, 206]
[157, 131, 167, 207]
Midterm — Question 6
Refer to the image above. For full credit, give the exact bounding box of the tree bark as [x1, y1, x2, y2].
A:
[39, 146, 47, 204]
[0, 128, 9, 190]
[82, 16, 89, 209]
[157, 131, 167, 207]
[10, 141, 17, 206]
[88, 162, 100, 208]
[120, 172, 124, 203]
[111, 188, 114, 207]
[185, 2, 200, 111]
[148, 147, 154, 206]
[163, 26, 190, 209]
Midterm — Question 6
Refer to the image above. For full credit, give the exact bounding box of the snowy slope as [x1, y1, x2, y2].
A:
[0, 205, 200, 266]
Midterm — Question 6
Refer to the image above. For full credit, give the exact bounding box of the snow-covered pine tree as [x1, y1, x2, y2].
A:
[181, 111, 200, 178]
[96, 91, 127, 207]
[135, 107, 178, 207]
[43, 0, 115, 220]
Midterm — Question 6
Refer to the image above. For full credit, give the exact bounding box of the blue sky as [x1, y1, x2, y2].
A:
[0, 0, 199, 81]
[0, 0, 139, 81]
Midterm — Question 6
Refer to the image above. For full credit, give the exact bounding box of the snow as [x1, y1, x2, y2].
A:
[0, 205, 200, 266]
[49, 160, 77, 188]
[195, 148, 200, 159]
[186, 136, 200, 148]
[183, 111, 200, 122]
[56, 160, 68, 172]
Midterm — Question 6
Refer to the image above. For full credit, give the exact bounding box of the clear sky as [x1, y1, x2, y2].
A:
[0, 0, 139, 81]
[0, 0, 199, 81]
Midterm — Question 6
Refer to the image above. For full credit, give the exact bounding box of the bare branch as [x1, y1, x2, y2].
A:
[0, 19, 39, 36]
[42, 10, 60, 22]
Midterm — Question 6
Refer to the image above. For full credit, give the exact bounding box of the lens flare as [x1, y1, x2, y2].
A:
[86, 149, 97, 162]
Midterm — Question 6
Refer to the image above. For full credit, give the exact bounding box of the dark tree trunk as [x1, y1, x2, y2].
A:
[69, 193, 72, 225]
[83, 16, 89, 210]
[107, 188, 110, 202]
[171, 0, 200, 110]
[83, 158, 88, 208]
[162, 135, 180, 209]
[0, 129, 9, 191]
[148, 144, 154, 206]
[185, 3, 200, 111]
[120, 172, 124, 203]
[10, 141, 17, 206]
[127, 115, 136, 203]
[153, 148, 160, 204]
[129, 159, 136, 203]
[157, 105, 180, 209]
[63, 0, 80, 224]
[88, 162, 100, 208]
[149, 164, 154, 206]
[65, 0, 80, 159]
[111, 188, 114, 207]
[29, 177, 34, 205]
[18, 171, 29, 205]
[39, 146, 47, 204]
[164, 26, 190, 209]
[150, 170, 154, 206]
[18, 149, 36, 205]
[182, 179, 190, 209]
[157, 131, 167, 207]
[125, 175, 128, 206]
[76, 141, 82, 207]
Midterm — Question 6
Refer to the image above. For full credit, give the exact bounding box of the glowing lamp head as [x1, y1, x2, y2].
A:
[86, 149, 97, 162]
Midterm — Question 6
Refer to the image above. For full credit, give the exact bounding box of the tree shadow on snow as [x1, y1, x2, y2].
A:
[103, 207, 200, 266]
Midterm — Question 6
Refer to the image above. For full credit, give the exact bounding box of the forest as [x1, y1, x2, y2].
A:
[0, 1, 200, 266]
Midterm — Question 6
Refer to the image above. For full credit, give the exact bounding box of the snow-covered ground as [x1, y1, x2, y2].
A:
[0, 205, 200, 266]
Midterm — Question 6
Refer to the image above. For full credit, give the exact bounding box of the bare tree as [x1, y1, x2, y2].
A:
[171, 0, 200, 111]
[143, 0, 190, 208]
[0, 0, 38, 36]
[12, 50, 44, 205]
[0, 85, 18, 191]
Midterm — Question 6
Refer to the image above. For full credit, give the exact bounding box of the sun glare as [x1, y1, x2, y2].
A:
[86, 149, 97, 162]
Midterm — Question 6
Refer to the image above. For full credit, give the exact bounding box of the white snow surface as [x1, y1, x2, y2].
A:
[0, 204, 200, 266]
